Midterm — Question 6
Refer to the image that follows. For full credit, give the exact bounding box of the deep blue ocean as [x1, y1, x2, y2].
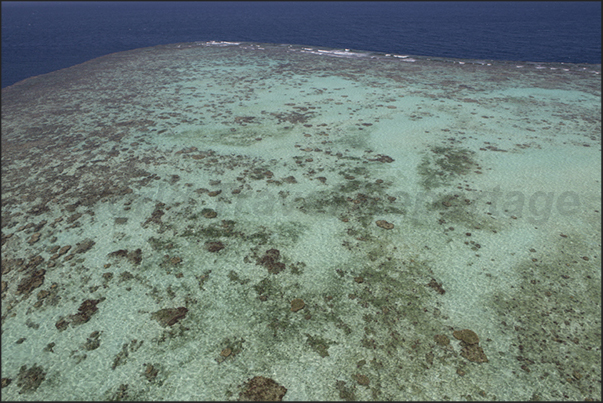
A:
[1, 1, 601, 88]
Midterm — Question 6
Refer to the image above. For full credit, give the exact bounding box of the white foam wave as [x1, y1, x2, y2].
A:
[203, 41, 241, 47]
[298, 48, 371, 58]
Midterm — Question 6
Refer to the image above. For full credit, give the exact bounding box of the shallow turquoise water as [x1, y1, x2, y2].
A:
[1, 42, 600, 400]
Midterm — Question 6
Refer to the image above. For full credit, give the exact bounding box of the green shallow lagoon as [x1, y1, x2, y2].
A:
[1, 41, 601, 400]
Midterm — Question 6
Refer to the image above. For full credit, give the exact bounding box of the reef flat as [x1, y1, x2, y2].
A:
[1, 41, 601, 400]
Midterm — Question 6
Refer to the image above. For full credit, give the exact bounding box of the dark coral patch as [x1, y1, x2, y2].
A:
[453, 329, 488, 363]
[16, 364, 46, 394]
[239, 376, 287, 401]
[17, 269, 46, 295]
[151, 307, 189, 327]
[368, 154, 394, 163]
[290, 298, 305, 312]
[460, 343, 488, 363]
[107, 248, 142, 265]
[453, 329, 479, 345]
[206, 241, 225, 252]
[257, 249, 285, 274]
[73, 238, 95, 254]
[375, 220, 394, 229]
[202, 208, 218, 218]
[427, 278, 446, 295]
[55, 298, 105, 331]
